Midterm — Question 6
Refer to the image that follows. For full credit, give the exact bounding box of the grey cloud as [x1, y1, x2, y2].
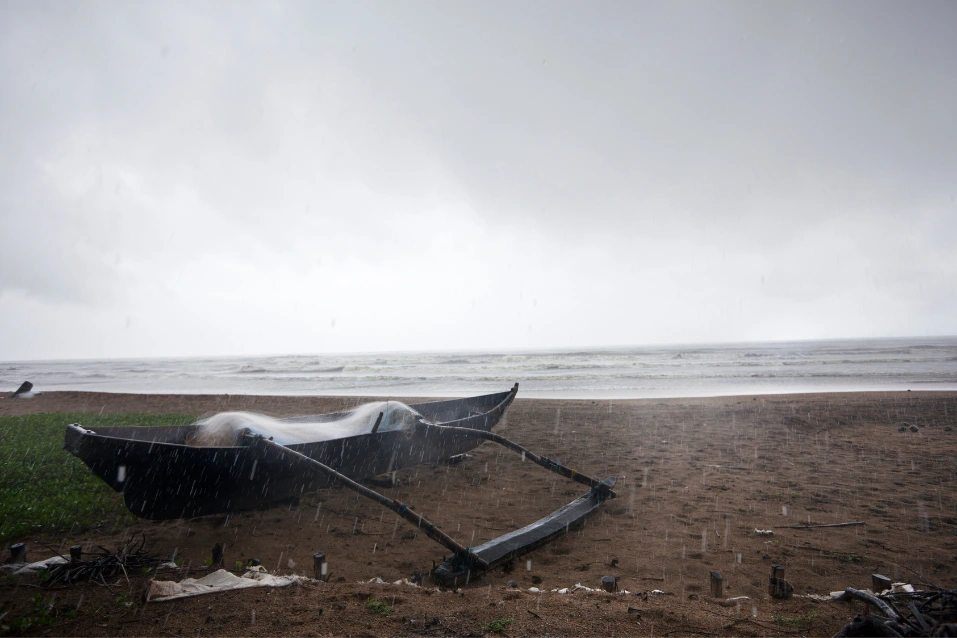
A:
[0, 0, 954, 359]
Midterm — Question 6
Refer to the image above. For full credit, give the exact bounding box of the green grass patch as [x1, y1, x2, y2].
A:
[0, 413, 194, 543]
[772, 610, 817, 629]
[482, 617, 513, 634]
[365, 596, 391, 616]
[0, 593, 61, 636]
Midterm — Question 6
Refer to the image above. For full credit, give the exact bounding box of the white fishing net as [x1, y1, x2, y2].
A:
[185, 401, 425, 447]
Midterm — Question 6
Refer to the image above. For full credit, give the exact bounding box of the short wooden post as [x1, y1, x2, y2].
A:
[710, 571, 724, 598]
[601, 575, 617, 592]
[10, 543, 26, 563]
[872, 574, 892, 593]
[69, 545, 82, 562]
[769, 564, 793, 599]
[211, 543, 224, 567]
[314, 552, 328, 581]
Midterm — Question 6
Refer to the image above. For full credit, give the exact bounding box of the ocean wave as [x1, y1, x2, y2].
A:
[6, 337, 956, 397]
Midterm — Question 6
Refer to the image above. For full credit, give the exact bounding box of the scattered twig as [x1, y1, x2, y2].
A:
[44, 534, 160, 586]
[699, 608, 800, 634]
[98, 574, 116, 595]
[526, 609, 541, 619]
[888, 561, 944, 591]
[777, 522, 865, 529]
[665, 627, 717, 636]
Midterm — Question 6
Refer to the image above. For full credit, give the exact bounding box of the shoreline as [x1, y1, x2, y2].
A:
[4, 387, 957, 417]
[2, 390, 956, 636]
[8, 382, 957, 400]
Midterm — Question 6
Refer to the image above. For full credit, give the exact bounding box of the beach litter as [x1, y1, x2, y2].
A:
[362, 576, 434, 590]
[4, 555, 69, 576]
[147, 566, 301, 601]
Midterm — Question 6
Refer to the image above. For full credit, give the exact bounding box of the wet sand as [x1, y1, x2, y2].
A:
[2, 390, 956, 636]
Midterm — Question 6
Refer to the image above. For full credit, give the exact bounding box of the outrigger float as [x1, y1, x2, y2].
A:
[64, 384, 616, 585]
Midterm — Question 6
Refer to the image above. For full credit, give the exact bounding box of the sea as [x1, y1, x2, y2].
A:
[2, 337, 956, 399]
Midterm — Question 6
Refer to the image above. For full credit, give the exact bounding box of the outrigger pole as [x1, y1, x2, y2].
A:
[428, 425, 615, 495]
[245, 416, 617, 586]
[246, 433, 478, 564]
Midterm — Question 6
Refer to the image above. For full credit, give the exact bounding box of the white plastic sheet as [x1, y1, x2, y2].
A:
[147, 566, 299, 601]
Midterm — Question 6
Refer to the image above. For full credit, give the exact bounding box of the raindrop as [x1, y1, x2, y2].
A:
[918, 502, 931, 532]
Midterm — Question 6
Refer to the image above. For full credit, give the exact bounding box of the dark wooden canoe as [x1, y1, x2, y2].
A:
[63, 385, 518, 520]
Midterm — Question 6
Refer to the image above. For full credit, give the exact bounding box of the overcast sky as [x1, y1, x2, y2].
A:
[1, 0, 955, 360]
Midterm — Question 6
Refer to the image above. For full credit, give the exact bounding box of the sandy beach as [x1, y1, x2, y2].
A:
[2, 390, 956, 636]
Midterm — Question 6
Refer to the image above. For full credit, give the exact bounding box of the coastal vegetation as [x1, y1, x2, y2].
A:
[0, 413, 193, 542]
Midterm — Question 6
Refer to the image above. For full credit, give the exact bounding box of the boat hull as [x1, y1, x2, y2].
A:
[64, 387, 517, 520]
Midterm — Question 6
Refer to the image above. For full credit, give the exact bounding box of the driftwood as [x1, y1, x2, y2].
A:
[835, 585, 957, 637]
[844, 587, 902, 623]
[777, 522, 865, 529]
